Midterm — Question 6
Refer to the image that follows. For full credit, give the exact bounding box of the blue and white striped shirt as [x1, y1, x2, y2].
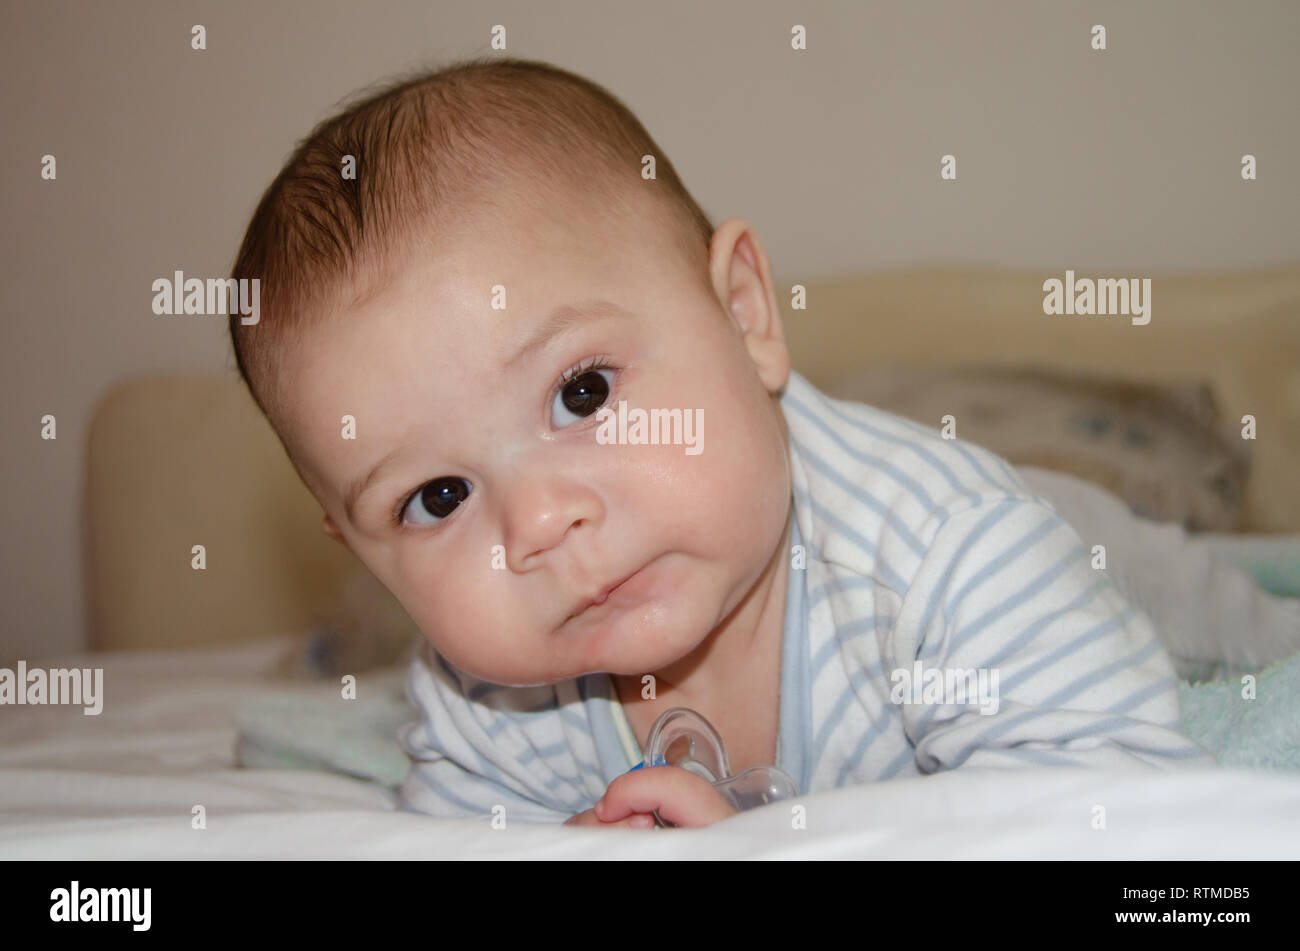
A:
[396, 369, 1216, 821]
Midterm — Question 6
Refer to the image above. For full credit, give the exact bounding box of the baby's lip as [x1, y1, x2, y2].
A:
[561, 564, 646, 626]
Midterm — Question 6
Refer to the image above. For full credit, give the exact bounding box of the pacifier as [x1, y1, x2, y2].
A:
[637, 706, 798, 826]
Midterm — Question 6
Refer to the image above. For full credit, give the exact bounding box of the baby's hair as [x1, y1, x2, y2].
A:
[227, 55, 715, 428]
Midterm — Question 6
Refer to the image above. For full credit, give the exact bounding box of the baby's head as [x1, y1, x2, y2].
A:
[229, 57, 793, 686]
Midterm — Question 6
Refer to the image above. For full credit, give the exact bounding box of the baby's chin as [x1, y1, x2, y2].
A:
[441, 615, 709, 687]
[570, 607, 717, 680]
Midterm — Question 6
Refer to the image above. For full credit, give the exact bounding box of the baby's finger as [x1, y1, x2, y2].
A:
[597, 766, 734, 827]
[565, 808, 655, 829]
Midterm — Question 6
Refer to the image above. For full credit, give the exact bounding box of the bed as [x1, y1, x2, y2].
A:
[6, 263, 1299, 860]
[3, 636, 1300, 859]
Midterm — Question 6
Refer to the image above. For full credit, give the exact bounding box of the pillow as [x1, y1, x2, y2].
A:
[829, 363, 1251, 531]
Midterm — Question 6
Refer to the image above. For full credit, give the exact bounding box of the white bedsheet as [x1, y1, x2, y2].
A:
[2, 638, 1298, 859]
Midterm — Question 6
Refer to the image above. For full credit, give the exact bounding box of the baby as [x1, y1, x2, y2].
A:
[228, 56, 1216, 829]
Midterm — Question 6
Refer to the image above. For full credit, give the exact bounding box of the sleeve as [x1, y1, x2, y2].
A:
[886, 496, 1220, 773]
[394, 646, 597, 824]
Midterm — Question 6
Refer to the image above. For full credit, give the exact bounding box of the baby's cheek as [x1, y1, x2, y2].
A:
[432, 552, 536, 668]
[401, 554, 486, 640]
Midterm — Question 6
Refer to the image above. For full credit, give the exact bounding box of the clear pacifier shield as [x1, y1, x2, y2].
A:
[644, 706, 798, 821]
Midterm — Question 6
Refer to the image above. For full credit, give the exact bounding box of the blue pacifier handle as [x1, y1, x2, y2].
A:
[631, 706, 798, 827]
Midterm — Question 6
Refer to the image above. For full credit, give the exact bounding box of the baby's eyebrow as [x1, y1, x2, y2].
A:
[502, 299, 632, 372]
[345, 443, 402, 526]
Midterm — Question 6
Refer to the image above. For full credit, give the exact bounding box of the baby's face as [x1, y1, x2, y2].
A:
[280, 196, 792, 686]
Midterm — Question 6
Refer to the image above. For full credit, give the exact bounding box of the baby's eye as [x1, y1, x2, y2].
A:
[551, 368, 614, 428]
[401, 477, 471, 526]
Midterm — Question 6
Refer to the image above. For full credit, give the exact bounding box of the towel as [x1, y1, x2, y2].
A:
[1178, 627, 1300, 772]
[234, 668, 412, 788]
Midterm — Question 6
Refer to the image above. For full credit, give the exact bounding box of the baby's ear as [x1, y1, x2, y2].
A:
[321, 514, 351, 551]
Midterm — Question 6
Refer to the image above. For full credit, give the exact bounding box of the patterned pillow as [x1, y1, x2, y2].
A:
[828, 363, 1251, 531]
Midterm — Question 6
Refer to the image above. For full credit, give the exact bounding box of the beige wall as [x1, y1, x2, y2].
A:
[2, 0, 1298, 660]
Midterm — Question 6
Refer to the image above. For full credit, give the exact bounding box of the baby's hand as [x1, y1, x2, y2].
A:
[586, 765, 738, 829]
